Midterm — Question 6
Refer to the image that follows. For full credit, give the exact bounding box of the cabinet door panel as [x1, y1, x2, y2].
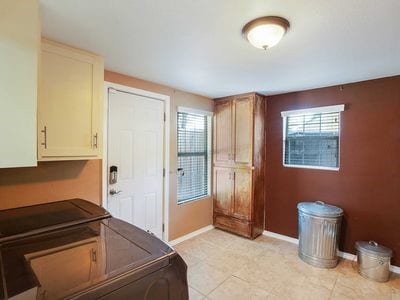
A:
[233, 96, 253, 166]
[213, 167, 232, 215]
[233, 169, 252, 220]
[214, 100, 232, 164]
[38, 40, 103, 160]
[0, 0, 39, 168]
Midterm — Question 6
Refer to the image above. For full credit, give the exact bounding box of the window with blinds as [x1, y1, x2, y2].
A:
[177, 110, 211, 203]
[282, 105, 344, 170]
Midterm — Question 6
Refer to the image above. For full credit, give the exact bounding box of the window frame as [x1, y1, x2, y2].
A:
[176, 106, 213, 205]
[281, 104, 344, 171]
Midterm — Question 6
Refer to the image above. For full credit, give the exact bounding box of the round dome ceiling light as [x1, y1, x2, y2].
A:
[242, 16, 290, 50]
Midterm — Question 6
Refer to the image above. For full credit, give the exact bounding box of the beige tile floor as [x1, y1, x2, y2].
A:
[174, 229, 400, 300]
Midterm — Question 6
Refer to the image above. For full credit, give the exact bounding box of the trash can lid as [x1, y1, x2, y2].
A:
[355, 241, 393, 257]
[297, 201, 343, 218]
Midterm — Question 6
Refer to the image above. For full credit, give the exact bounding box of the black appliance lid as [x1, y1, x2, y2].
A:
[0, 199, 110, 242]
[0, 218, 173, 299]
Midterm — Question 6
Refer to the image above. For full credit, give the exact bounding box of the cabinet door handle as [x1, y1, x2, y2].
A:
[91, 249, 97, 262]
[41, 126, 47, 149]
[93, 133, 98, 149]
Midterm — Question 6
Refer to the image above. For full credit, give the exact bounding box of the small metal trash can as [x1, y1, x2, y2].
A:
[297, 201, 343, 268]
[355, 241, 392, 282]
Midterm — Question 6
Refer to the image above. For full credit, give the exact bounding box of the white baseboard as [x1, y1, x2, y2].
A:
[263, 230, 299, 245]
[263, 230, 400, 274]
[168, 225, 214, 246]
[391, 264, 400, 274]
[338, 250, 356, 261]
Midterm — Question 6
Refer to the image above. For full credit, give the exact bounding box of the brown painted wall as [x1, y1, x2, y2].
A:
[0, 160, 102, 209]
[105, 71, 213, 241]
[265, 75, 400, 266]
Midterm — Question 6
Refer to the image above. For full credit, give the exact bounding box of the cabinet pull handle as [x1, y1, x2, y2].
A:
[93, 133, 98, 149]
[91, 249, 97, 262]
[41, 126, 47, 149]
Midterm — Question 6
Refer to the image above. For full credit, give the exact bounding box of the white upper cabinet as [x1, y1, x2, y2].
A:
[0, 0, 40, 168]
[38, 39, 104, 161]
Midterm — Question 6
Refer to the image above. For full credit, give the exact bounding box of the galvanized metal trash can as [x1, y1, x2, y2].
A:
[297, 201, 343, 268]
[355, 241, 392, 282]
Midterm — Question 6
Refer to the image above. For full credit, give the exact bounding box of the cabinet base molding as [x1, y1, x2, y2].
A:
[213, 213, 262, 239]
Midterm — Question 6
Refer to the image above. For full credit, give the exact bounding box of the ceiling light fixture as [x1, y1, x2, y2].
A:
[242, 16, 290, 50]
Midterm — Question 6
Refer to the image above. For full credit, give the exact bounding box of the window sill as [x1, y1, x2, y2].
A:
[177, 195, 211, 206]
[283, 164, 339, 171]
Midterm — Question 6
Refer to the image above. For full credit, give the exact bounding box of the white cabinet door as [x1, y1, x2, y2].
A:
[0, 0, 39, 168]
[107, 89, 164, 238]
[38, 40, 103, 161]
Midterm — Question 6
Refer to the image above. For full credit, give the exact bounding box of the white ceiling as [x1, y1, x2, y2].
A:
[40, 0, 400, 98]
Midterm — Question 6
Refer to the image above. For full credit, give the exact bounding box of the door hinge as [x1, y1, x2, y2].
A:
[164, 112, 166, 122]
[162, 223, 165, 232]
[41, 126, 47, 149]
[163, 168, 165, 177]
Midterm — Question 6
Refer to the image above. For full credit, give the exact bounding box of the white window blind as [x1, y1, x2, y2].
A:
[282, 105, 344, 170]
[177, 110, 211, 203]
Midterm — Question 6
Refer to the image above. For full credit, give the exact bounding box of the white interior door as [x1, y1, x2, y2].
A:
[107, 89, 164, 238]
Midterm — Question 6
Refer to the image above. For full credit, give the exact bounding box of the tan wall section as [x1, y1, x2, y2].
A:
[105, 71, 213, 241]
[0, 160, 102, 209]
[0, 70, 212, 241]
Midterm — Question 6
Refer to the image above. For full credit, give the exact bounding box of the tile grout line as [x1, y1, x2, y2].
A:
[231, 274, 275, 297]
[327, 274, 339, 299]
[188, 284, 206, 299]
[186, 231, 287, 298]
[204, 274, 232, 298]
[232, 274, 251, 284]
[185, 239, 231, 299]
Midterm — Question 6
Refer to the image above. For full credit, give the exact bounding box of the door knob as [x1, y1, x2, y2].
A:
[109, 189, 122, 195]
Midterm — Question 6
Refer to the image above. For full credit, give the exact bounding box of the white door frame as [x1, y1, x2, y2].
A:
[102, 81, 170, 241]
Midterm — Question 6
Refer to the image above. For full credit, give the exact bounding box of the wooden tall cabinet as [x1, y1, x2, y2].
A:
[213, 93, 265, 239]
[38, 39, 104, 161]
